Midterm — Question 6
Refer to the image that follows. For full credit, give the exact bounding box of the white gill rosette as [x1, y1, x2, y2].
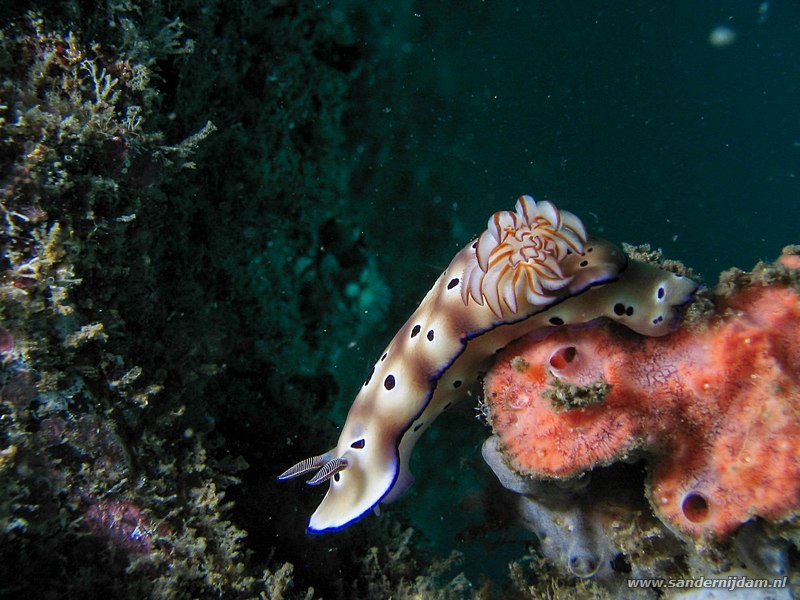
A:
[461, 195, 588, 317]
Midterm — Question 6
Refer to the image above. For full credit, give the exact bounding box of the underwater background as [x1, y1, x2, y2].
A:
[0, 0, 798, 598]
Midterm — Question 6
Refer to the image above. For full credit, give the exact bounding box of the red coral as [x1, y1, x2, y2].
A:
[485, 282, 800, 541]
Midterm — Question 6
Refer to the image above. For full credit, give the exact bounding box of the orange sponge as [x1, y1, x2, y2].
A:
[485, 282, 800, 540]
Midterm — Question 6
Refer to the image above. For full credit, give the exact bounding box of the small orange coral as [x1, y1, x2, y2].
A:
[485, 282, 800, 540]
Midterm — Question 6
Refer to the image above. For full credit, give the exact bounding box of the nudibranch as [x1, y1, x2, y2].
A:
[279, 195, 698, 533]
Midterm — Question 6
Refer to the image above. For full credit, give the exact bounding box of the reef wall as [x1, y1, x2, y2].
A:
[0, 3, 465, 598]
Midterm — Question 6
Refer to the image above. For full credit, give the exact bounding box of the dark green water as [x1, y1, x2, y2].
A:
[359, 1, 799, 281]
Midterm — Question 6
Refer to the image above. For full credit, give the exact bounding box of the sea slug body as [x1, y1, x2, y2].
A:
[279, 195, 698, 533]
